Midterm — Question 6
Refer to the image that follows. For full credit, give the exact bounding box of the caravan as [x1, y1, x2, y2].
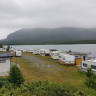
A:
[33, 49, 40, 55]
[58, 54, 75, 65]
[50, 51, 62, 59]
[39, 49, 46, 56]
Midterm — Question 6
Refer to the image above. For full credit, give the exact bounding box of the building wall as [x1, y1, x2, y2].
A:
[0, 58, 10, 73]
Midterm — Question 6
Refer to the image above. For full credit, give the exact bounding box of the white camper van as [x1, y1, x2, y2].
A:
[58, 54, 75, 65]
[15, 51, 22, 57]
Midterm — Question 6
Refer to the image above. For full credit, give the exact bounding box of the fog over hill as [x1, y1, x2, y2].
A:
[1, 27, 96, 45]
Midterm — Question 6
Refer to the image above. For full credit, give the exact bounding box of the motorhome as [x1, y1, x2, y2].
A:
[15, 51, 22, 57]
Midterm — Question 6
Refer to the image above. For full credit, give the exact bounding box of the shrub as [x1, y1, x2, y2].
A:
[86, 68, 94, 78]
[0, 77, 10, 88]
[8, 65, 24, 86]
[85, 68, 96, 89]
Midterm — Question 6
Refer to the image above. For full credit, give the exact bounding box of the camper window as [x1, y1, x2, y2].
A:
[0, 59, 6, 63]
[91, 65, 96, 70]
[83, 63, 87, 67]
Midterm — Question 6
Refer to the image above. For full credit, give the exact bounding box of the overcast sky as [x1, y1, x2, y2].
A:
[0, 0, 96, 39]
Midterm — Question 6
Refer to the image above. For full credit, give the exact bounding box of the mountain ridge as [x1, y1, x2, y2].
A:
[1, 27, 96, 45]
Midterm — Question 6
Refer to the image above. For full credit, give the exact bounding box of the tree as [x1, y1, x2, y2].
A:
[8, 65, 24, 86]
[7, 45, 10, 51]
[0, 43, 3, 48]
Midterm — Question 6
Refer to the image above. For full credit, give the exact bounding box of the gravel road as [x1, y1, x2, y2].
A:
[22, 54, 64, 71]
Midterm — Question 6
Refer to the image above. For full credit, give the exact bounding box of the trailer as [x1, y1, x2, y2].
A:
[50, 51, 62, 59]
[39, 49, 46, 56]
[33, 49, 40, 55]
[58, 54, 75, 65]
[27, 49, 33, 53]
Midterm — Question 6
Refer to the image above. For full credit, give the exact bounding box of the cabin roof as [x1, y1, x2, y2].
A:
[67, 51, 88, 55]
[87, 52, 96, 58]
[0, 53, 13, 58]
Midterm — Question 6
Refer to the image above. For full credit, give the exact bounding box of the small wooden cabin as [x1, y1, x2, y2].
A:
[67, 51, 88, 66]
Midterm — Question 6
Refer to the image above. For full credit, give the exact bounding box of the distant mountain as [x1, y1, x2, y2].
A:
[1, 27, 96, 44]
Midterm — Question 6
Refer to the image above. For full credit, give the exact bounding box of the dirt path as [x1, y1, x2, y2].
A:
[22, 54, 64, 71]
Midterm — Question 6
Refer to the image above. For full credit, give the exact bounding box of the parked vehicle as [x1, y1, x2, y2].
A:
[50, 51, 62, 59]
[15, 51, 22, 57]
[80, 60, 96, 74]
[58, 54, 75, 65]
[33, 49, 40, 55]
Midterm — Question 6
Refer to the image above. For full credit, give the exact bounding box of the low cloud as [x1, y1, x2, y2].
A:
[0, 0, 96, 39]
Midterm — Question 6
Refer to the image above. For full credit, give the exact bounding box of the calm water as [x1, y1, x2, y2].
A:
[4, 44, 96, 53]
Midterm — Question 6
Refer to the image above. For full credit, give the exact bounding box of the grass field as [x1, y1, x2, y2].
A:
[11, 52, 96, 95]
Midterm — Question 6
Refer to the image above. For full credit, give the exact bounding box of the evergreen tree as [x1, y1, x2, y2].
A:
[8, 65, 24, 86]
[7, 45, 10, 51]
[0, 43, 3, 48]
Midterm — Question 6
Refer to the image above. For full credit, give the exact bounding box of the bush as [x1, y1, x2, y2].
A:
[8, 65, 24, 86]
[86, 68, 94, 78]
[0, 77, 10, 88]
[85, 68, 96, 89]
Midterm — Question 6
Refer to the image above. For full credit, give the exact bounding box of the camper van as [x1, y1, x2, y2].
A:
[15, 51, 22, 57]
[58, 54, 75, 65]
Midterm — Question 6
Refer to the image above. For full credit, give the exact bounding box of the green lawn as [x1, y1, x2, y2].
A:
[11, 52, 96, 95]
